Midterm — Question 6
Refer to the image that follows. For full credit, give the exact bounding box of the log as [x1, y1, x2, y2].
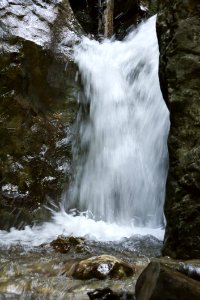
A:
[104, 0, 114, 37]
[135, 261, 200, 300]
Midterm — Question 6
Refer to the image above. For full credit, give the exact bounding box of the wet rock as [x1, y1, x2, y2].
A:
[65, 255, 134, 280]
[113, 1, 159, 38]
[157, 0, 200, 258]
[69, 0, 152, 39]
[135, 261, 200, 300]
[178, 261, 200, 281]
[88, 288, 119, 300]
[88, 288, 135, 300]
[0, 0, 83, 229]
[69, 0, 98, 35]
[87, 235, 162, 259]
[50, 236, 90, 254]
[140, 1, 158, 16]
[113, 0, 141, 38]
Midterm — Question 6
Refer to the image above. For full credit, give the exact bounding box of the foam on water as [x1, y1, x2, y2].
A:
[0, 209, 164, 247]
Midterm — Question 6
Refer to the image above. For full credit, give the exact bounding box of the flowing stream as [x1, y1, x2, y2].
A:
[0, 15, 169, 247]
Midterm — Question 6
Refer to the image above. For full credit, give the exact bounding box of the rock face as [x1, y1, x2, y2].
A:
[141, 0, 158, 15]
[157, 0, 200, 258]
[69, 0, 153, 39]
[0, 0, 83, 229]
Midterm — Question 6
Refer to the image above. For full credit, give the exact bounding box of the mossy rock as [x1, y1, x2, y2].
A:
[65, 255, 134, 280]
[50, 236, 90, 254]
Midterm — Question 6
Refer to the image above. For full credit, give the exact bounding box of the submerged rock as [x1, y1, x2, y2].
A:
[0, 0, 83, 229]
[88, 288, 135, 300]
[50, 236, 90, 254]
[178, 261, 200, 281]
[157, 0, 200, 258]
[88, 288, 119, 300]
[135, 261, 200, 300]
[65, 255, 134, 280]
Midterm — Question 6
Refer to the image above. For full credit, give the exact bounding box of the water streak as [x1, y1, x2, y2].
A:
[66, 15, 169, 228]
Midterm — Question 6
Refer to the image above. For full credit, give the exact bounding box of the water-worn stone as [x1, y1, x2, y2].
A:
[0, 0, 83, 229]
[65, 255, 134, 280]
[50, 236, 90, 254]
[135, 261, 200, 300]
[88, 288, 119, 300]
[178, 261, 200, 281]
[141, 1, 158, 16]
[157, 0, 200, 258]
[88, 288, 135, 300]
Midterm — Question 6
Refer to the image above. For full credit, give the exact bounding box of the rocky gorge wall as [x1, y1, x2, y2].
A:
[0, 0, 83, 229]
[157, 0, 200, 258]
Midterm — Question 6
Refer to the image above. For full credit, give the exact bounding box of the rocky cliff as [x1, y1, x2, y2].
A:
[0, 0, 83, 229]
[157, 0, 200, 258]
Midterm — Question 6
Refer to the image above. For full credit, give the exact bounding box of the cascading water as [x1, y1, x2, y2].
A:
[66, 15, 169, 228]
[0, 15, 169, 246]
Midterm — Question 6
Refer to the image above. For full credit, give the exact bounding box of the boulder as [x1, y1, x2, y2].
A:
[65, 255, 134, 280]
[178, 261, 200, 281]
[157, 0, 200, 258]
[50, 236, 90, 254]
[88, 288, 135, 300]
[135, 261, 200, 300]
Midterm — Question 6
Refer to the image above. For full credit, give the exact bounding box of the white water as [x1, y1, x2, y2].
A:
[0, 16, 169, 247]
[66, 15, 169, 227]
[0, 209, 164, 247]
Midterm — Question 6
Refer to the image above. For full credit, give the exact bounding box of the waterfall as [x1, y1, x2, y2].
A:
[66, 15, 169, 228]
[0, 15, 169, 247]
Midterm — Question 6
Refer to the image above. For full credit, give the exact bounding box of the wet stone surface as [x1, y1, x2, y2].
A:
[64, 255, 135, 280]
[88, 288, 135, 300]
[157, 0, 200, 259]
[0, 0, 84, 229]
[50, 236, 91, 254]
